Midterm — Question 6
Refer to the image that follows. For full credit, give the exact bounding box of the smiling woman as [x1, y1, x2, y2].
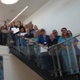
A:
[1, 0, 19, 5]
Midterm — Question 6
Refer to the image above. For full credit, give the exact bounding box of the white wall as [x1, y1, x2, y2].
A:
[0, 46, 43, 80]
[23, 0, 80, 35]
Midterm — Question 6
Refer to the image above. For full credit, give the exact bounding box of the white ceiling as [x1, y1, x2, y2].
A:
[0, 0, 49, 24]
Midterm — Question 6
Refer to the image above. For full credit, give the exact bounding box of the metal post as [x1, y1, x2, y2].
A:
[26, 41, 30, 60]
[71, 40, 79, 73]
[51, 48, 58, 77]
[55, 46, 62, 76]
[65, 42, 73, 74]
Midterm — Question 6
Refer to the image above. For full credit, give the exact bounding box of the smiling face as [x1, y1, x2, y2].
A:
[67, 30, 72, 37]
[40, 29, 46, 36]
[49, 33, 55, 41]
[33, 32, 38, 38]
[61, 28, 67, 35]
[61, 28, 68, 38]
[52, 30, 58, 37]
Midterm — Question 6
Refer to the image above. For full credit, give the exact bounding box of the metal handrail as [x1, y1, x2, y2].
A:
[48, 33, 80, 49]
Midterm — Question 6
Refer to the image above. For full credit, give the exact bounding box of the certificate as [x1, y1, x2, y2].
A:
[11, 28, 19, 34]
[40, 47, 48, 53]
[20, 33, 26, 36]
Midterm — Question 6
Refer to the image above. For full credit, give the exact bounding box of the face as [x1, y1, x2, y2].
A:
[33, 25, 38, 30]
[26, 29, 30, 33]
[17, 21, 21, 26]
[49, 34, 55, 40]
[41, 31, 46, 35]
[67, 31, 72, 36]
[29, 24, 33, 29]
[53, 30, 58, 36]
[61, 28, 67, 35]
[34, 32, 38, 37]
[12, 21, 15, 26]
[20, 28, 25, 32]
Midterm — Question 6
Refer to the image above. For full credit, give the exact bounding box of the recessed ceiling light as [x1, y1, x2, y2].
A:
[1, 0, 19, 5]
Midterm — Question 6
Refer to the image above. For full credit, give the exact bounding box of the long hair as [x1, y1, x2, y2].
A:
[67, 30, 72, 37]
[61, 27, 69, 38]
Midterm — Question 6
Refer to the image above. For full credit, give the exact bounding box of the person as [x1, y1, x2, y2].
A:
[58, 27, 78, 75]
[48, 33, 58, 47]
[33, 25, 39, 32]
[29, 24, 35, 35]
[38, 29, 50, 70]
[17, 27, 26, 47]
[17, 21, 23, 30]
[48, 33, 58, 72]
[8, 21, 19, 45]
[24, 28, 33, 39]
[9, 21, 18, 32]
[0, 21, 8, 45]
[29, 31, 40, 65]
[52, 29, 61, 41]
[67, 30, 80, 68]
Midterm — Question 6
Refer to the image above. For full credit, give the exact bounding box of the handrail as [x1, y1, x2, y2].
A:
[8, 32, 80, 78]
[48, 33, 80, 49]
[8, 32, 80, 50]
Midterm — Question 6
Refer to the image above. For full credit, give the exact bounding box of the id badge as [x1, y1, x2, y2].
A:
[44, 42, 47, 44]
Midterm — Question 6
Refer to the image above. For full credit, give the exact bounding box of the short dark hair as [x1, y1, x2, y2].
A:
[40, 29, 45, 32]
[61, 27, 67, 31]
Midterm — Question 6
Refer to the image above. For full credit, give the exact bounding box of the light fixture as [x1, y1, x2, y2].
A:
[9, 6, 28, 24]
[1, 0, 19, 5]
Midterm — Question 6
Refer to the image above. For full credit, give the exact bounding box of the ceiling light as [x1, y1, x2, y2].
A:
[1, 0, 19, 5]
[9, 6, 28, 24]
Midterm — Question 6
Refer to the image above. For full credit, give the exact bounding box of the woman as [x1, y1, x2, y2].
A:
[17, 27, 26, 47]
[67, 30, 80, 68]
[58, 28, 78, 75]
[29, 31, 40, 65]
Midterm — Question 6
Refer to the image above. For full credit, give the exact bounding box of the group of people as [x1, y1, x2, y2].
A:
[0, 20, 80, 75]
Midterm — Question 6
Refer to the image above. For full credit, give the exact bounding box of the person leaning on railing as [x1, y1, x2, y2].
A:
[29, 31, 41, 66]
[52, 29, 61, 41]
[48, 33, 58, 72]
[67, 30, 80, 68]
[8, 21, 18, 45]
[17, 26, 26, 47]
[38, 29, 50, 71]
[58, 27, 78, 75]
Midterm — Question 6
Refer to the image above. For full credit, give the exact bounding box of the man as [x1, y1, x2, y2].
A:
[0, 21, 8, 45]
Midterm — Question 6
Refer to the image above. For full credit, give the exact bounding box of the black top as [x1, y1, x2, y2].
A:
[24, 33, 33, 38]
[10, 25, 18, 30]
[48, 39, 58, 47]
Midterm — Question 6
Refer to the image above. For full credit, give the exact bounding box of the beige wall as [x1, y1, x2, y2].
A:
[0, 46, 43, 80]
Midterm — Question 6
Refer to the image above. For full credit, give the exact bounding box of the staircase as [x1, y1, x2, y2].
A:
[2, 35, 80, 80]
[0, 45, 44, 80]
[9, 45, 80, 80]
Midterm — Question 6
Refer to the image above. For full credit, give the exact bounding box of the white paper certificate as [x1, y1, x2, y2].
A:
[11, 28, 19, 34]
[40, 47, 48, 53]
[20, 33, 26, 36]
